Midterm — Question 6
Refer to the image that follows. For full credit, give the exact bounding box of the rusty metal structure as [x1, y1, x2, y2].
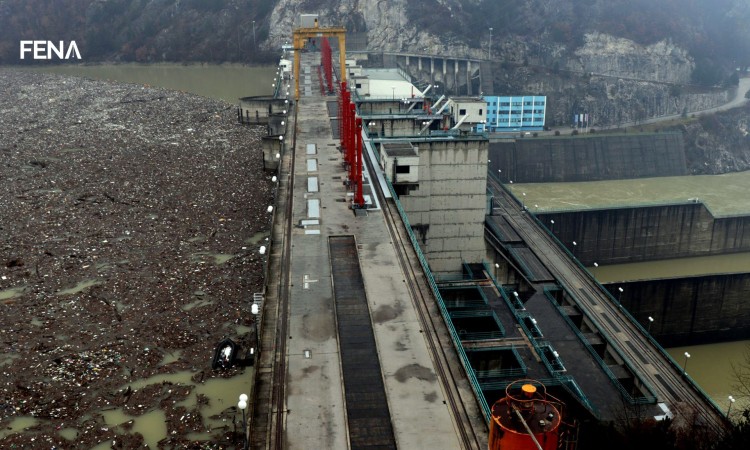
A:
[292, 19, 346, 99]
[489, 380, 564, 450]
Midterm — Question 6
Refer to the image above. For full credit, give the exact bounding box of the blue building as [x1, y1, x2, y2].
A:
[477, 95, 547, 132]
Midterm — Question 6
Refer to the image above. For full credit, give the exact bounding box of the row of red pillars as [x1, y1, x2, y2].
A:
[339, 81, 365, 208]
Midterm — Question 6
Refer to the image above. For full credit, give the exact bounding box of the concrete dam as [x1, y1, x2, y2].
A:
[490, 132, 688, 183]
[497, 132, 750, 347]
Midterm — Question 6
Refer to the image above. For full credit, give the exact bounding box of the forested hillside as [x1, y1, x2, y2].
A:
[1, 0, 749, 80]
[0, 0, 277, 64]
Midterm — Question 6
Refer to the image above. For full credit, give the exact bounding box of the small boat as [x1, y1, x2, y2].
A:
[212, 338, 237, 370]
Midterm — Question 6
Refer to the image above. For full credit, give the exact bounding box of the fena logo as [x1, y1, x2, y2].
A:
[20, 41, 81, 60]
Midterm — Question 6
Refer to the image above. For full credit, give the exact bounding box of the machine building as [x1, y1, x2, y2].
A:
[479, 95, 547, 132]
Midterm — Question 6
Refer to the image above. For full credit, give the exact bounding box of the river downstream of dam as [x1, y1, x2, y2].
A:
[510, 175, 750, 415]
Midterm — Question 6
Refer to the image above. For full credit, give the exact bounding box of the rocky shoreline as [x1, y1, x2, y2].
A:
[0, 68, 271, 448]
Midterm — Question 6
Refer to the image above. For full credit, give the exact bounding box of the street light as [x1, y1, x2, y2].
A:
[647, 316, 654, 334]
[728, 395, 736, 416]
[550, 219, 555, 233]
[617, 286, 624, 307]
[682, 352, 691, 376]
[488, 27, 493, 60]
[238, 394, 248, 449]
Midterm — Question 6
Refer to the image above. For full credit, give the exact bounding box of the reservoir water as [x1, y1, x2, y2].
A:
[27, 63, 277, 104]
[510, 174, 750, 415]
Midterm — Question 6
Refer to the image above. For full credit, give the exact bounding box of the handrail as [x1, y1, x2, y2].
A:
[385, 177, 492, 423]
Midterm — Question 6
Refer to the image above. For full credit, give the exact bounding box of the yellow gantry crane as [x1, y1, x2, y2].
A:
[292, 19, 347, 99]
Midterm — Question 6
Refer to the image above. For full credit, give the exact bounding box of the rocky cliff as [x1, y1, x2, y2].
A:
[674, 104, 750, 174]
[571, 33, 694, 84]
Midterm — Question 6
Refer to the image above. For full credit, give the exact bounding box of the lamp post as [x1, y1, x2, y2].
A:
[238, 394, 248, 449]
[682, 351, 691, 376]
[550, 219, 554, 233]
[251, 302, 260, 359]
[488, 27, 493, 60]
[727, 395, 736, 416]
[647, 316, 654, 334]
[617, 287, 624, 307]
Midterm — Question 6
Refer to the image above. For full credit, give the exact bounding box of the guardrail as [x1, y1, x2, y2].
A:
[385, 177, 492, 422]
[488, 170, 728, 419]
[482, 258, 600, 416]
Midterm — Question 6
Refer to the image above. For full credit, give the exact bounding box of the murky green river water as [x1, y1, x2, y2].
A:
[27, 63, 276, 104]
[511, 174, 750, 414]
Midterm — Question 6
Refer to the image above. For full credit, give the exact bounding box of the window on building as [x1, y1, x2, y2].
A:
[394, 184, 418, 196]
[395, 165, 410, 174]
[459, 109, 466, 115]
[479, 109, 483, 116]
[355, 83, 362, 88]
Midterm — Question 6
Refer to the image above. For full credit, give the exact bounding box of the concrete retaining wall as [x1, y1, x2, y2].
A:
[239, 96, 289, 125]
[605, 273, 750, 346]
[542, 203, 750, 265]
[489, 133, 687, 183]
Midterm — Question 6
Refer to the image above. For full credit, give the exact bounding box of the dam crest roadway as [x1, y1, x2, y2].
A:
[247, 43, 729, 449]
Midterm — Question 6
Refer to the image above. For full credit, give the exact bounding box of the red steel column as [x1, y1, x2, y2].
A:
[348, 103, 356, 183]
[340, 82, 347, 151]
[354, 117, 365, 207]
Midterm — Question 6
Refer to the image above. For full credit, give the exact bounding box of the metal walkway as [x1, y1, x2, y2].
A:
[329, 235, 397, 450]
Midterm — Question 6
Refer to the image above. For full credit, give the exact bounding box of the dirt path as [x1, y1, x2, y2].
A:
[0, 68, 271, 448]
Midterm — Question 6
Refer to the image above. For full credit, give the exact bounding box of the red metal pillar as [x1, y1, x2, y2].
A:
[348, 102, 356, 183]
[354, 117, 365, 208]
[340, 82, 347, 150]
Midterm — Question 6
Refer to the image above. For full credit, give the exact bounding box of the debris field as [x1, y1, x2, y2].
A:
[0, 68, 271, 448]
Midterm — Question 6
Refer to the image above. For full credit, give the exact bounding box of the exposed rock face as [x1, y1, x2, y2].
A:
[268, 0, 447, 53]
[674, 105, 750, 174]
[571, 33, 694, 84]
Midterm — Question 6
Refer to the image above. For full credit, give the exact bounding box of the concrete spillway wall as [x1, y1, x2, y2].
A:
[490, 133, 687, 183]
[605, 273, 750, 346]
[398, 138, 488, 273]
[541, 203, 750, 266]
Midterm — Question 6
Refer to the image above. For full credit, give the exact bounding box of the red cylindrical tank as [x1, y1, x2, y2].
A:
[489, 380, 561, 450]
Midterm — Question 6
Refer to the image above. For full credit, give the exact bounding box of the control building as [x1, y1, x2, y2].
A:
[479, 95, 547, 132]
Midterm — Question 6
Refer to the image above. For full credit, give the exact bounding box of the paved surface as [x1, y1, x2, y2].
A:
[280, 53, 471, 449]
[329, 236, 397, 449]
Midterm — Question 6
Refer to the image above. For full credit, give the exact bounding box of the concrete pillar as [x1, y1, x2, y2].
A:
[418, 57, 422, 71]
[455, 59, 459, 94]
[430, 57, 435, 85]
[261, 135, 283, 172]
[467, 61, 472, 95]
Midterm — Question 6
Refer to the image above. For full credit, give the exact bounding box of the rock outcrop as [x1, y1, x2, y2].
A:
[571, 33, 694, 84]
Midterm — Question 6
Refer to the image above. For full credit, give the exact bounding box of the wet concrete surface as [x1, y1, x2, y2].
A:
[0, 69, 272, 448]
